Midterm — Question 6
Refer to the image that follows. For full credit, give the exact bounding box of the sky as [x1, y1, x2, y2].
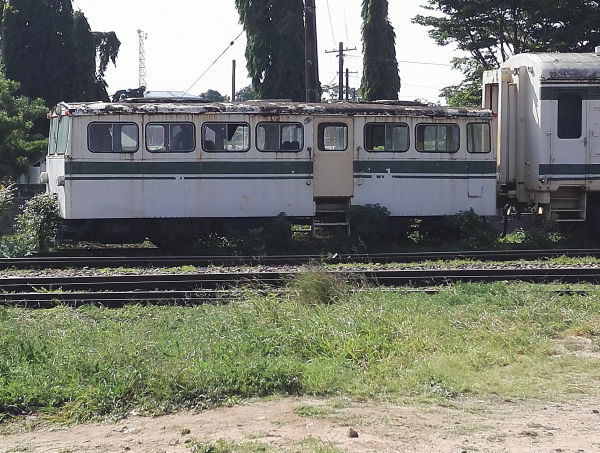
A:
[71, 0, 464, 104]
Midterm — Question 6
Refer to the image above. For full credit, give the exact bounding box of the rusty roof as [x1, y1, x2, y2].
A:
[53, 100, 493, 119]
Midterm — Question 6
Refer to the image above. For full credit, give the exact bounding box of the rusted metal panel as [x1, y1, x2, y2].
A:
[53, 100, 494, 120]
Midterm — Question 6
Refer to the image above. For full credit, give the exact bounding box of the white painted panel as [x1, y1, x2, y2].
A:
[66, 177, 314, 219]
[353, 177, 496, 216]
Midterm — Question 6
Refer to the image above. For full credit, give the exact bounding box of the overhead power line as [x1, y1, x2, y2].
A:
[182, 1, 275, 97]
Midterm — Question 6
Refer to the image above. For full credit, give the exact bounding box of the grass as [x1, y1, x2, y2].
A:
[1, 275, 600, 423]
[186, 438, 271, 452]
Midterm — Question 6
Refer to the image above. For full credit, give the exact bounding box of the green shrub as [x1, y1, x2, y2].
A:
[239, 214, 293, 255]
[441, 210, 499, 249]
[0, 184, 16, 234]
[0, 184, 15, 221]
[499, 227, 563, 249]
[347, 204, 390, 246]
[0, 193, 60, 257]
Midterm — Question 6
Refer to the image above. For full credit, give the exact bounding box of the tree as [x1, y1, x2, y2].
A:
[199, 89, 228, 102]
[321, 83, 340, 102]
[359, 0, 401, 101]
[1, 0, 75, 107]
[235, 0, 305, 101]
[235, 85, 257, 101]
[0, 76, 47, 179]
[439, 58, 485, 107]
[72, 11, 120, 101]
[413, 0, 600, 105]
[0, 0, 120, 106]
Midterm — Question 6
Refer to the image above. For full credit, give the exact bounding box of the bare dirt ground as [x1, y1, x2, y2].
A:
[2, 395, 600, 453]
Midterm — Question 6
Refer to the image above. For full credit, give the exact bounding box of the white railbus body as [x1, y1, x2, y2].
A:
[44, 100, 496, 243]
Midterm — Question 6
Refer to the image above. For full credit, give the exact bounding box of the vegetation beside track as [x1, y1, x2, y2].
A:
[1, 275, 599, 424]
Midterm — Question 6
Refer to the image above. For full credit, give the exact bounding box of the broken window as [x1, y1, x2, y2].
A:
[202, 122, 250, 152]
[557, 94, 582, 139]
[146, 122, 195, 153]
[364, 122, 409, 152]
[88, 122, 138, 153]
[257, 122, 303, 152]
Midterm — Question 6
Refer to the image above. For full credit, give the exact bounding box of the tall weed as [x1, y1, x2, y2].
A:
[1, 283, 599, 421]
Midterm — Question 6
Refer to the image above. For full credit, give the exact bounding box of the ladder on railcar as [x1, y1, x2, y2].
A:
[312, 197, 351, 238]
[549, 186, 586, 222]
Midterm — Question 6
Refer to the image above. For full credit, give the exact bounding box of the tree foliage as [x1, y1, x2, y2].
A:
[413, 0, 600, 105]
[199, 89, 228, 102]
[414, 0, 600, 70]
[359, 0, 400, 101]
[0, 76, 47, 179]
[235, 85, 257, 101]
[439, 58, 485, 107]
[235, 0, 305, 101]
[0, 0, 120, 106]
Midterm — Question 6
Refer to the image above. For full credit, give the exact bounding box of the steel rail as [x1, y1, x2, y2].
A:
[2, 248, 600, 269]
[1, 267, 599, 307]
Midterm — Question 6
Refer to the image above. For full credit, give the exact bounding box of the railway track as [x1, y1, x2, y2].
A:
[1, 267, 599, 307]
[2, 248, 600, 270]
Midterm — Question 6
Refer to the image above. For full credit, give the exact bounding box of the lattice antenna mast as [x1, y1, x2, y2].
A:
[137, 29, 148, 88]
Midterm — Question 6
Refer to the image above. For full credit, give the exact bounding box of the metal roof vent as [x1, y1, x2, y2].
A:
[596, 46, 600, 55]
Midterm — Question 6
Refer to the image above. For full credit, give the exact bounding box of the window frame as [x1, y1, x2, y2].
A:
[317, 122, 348, 151]
[56, 116, 71, 155]
[415, 123, 460, 153]
[48, 117, 59, 155]
[201, 121, 251, 153]
[87, 121, 139, 154]
[557, 92, 583, 139]
[466, 122, 491, 154]
[363, 122, 409, 153]
[255, 121, 304, 153]
[145, 121, 196, 153]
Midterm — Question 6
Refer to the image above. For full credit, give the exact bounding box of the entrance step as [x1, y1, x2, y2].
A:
[313, 197, 351, 237]
[550, 186, 586, 222]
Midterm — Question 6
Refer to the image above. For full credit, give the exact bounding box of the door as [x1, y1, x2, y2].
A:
[588, 103, 600, 156]
[551, 93, 587, 166]
[312, 118, 354, 197]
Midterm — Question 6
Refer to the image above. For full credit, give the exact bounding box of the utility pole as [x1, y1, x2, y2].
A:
[304, 0, 320, 102]
[326, 42, 356, 100]
[346, 68, 349, 101]
[345, 68, 358, 101]
[137, 30, 147, 89]
[232, 60, 236, 102]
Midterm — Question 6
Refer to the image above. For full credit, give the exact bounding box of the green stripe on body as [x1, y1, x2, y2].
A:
[540, 86, 600, 101]
[65, 161, 313, 175]
[65, 160, 497, 178]
[539, 163, 600, 175]
[354, 160, 496, 174]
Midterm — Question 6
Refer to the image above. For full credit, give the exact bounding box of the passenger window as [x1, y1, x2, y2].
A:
[146, 122, 195, 153]
[56, 117, 71, 155]
[416, 124, 459, 153]
[558, 94, 582, 139]
[48, 118, 58, 155]
[257, 122, 303, 152]
[88, 122, 139, 153]
[318, 123, 347, 151]
[202, 122, 250, 152]
[364, 123, 409, 152]
[467, 123, 491, 153]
